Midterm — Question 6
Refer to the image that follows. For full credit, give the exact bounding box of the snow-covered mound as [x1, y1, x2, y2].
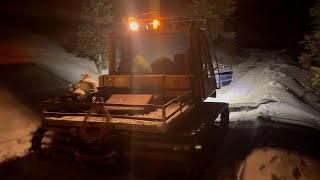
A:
[237, 148, 320, 180]
[0, 88, 40, 163]
[206, 50, 320, 129]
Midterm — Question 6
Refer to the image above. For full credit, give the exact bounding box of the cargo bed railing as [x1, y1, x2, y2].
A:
[42, 90, 193, 124]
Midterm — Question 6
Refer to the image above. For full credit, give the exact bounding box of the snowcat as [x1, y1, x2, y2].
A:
[31, 12, 230, 173]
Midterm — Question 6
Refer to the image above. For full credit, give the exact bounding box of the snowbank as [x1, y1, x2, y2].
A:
[0, 88, 40, 163]
[206, 50, 320, 128]
[237, 148, 320, 180]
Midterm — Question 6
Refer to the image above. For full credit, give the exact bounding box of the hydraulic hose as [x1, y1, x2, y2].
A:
[80, 105, 112, 145]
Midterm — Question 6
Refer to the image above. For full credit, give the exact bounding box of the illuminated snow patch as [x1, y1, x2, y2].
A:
[237, 148, 320, 180]
[0, 89, 40, 163]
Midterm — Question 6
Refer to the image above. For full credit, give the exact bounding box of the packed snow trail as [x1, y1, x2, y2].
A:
[206, 50, 320, 129]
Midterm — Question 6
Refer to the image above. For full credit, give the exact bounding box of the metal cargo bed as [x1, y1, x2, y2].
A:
[42, 91, 194, 133]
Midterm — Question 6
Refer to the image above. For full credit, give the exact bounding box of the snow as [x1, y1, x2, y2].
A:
[0, 88, 40, 163]
[237, 147, 320, 180]
[133, 103, 183, 120]
[206, 50, 320, 129]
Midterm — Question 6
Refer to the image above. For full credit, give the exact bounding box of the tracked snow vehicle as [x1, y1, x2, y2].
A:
[32, 12, 229, 172]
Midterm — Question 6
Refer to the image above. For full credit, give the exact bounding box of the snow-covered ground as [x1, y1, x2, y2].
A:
[237, 147, 320, 180]
[0, 88, 40, 163]
[206, 50, 320, 129]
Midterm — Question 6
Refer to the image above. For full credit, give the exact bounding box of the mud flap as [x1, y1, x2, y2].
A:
[197, 102, 229, 128]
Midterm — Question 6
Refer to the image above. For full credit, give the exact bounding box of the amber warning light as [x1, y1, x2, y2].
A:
[127, 16, 160, 31]
[128, 17, 139, 31]
[152, 19, 160, 29]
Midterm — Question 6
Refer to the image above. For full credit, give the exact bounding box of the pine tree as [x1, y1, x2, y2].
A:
[191, 0, 237, 43]
[76, 0, 114, 74]
[299, 0, 320, 86]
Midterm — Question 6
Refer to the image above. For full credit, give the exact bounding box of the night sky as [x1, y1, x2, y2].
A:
[0, 0, 316, 55]
[236, 0, 314, 52]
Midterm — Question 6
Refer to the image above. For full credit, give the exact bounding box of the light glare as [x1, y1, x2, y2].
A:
[129, 22, 139, 31]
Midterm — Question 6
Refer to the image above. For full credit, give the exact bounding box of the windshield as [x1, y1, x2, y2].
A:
[113, 32, 188, 74]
